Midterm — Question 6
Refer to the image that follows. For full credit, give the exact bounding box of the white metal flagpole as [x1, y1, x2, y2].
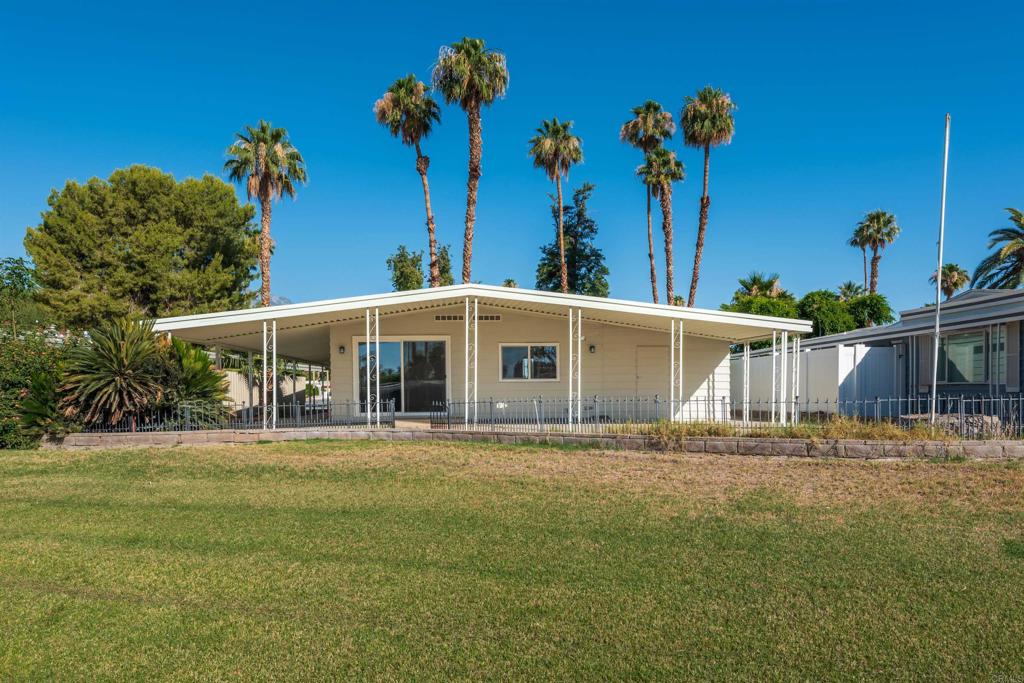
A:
[930, 113, 951, 424]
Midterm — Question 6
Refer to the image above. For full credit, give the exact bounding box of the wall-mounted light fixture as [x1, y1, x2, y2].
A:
[338, 345, 346, 355]
[589, 344, 597, 354]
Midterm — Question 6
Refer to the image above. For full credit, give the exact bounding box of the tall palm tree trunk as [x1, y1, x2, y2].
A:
[869, 248, 881, 294]
[463, 103, 482, 283]
[861, 248, 867, 289]
[259, 196, 273, 307]
[660, 185, 674, 304]
[556, 176, 568, 293]
[415, 142, 440, 287]
[687, 145, 712, 307]
[646, 186, 658, 304]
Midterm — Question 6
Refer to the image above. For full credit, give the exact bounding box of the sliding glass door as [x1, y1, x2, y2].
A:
[358, 340, 447, 413]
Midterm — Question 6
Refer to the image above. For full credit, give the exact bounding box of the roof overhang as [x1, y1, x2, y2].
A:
[153, 284, 812, 364]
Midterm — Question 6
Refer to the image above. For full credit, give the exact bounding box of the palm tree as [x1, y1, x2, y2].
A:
[638, 148, 685, 304]
[431, 37, 509, 284]
[61, 318, 162, 430]
[528, 118, 583, 293]
[737, 271, 785, 298]
[374, 75, 443, 287]
[973, 208, 1024, 289]
[856, 210, 901, 294]
[681, 86, 737, 307]
[929, 263, 970, 300]
[224, 120, 307, 307]
[620, 101, 675, 304]
[837, 280, 865, 301]
[848, 226, 869, 289]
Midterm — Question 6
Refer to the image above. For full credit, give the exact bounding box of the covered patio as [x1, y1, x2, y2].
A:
[152, 284, 811, 433]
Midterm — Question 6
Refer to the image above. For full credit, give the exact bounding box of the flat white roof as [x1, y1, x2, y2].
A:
[154, 284, 812, 363]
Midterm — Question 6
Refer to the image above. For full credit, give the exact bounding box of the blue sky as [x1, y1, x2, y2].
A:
[2, 0, 1022, 313]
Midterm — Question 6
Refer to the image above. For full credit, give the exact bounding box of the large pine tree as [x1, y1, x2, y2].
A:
[24, 165, 259, 329]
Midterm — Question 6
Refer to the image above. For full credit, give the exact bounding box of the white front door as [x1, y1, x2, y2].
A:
[635, 345, 668, 396]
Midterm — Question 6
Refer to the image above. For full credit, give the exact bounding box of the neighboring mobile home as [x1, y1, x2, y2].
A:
[154, 284, 810, 422]
[732, 289, 1024, 409]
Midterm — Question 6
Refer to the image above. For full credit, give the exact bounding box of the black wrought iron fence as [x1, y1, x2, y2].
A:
[81, 399, 396, 433]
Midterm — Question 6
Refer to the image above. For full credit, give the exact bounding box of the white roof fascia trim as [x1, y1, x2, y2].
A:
[153, 284, 811, 334]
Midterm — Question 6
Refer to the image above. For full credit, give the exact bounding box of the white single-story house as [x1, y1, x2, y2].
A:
[154, 284, 810, 426]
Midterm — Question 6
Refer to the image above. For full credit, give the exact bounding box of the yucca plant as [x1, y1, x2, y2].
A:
[61, 318, 163, 430]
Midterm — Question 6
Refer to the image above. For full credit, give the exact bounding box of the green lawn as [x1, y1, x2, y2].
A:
[1, 441, 1022, 681]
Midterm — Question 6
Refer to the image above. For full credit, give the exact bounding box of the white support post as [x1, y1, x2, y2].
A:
[677, 320, 684, 421]
[271, 320, 277, 430]
[793, 337, 801, 423]
[568, 308, 583, 428]
[742, 343, 751, 423]
[472, 298, 478, 424]
[365, 308, 371, 426]
[568, 309, 575, 426]
[790, 336, 798, 423]
[780, 331, 788, 426]
[374, 308, 380, 427]
[669, 320, 675, 420]
[464, 298, 469, 426]
[464, 298, 477, 426]
[261, 321, 268, 429]
[247, 351, 254, 409]
[770, 331, 777, 424]
[365, 308, 380, 426]
[669, 320, 684, 422]
[213, 345, 221, 370]
[577, 309, 583, 427]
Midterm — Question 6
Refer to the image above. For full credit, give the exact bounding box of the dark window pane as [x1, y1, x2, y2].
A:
[502, 346, 528, 379]
[404, 341, 446, 412]
[531, 345, 557, 379]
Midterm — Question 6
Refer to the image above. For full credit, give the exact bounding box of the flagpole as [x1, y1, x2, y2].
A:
[930, 113, 951, 424]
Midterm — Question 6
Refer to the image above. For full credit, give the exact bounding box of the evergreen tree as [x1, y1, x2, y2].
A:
[386, 246, 425, 291]
[437, 245, 455, 286]
[535, 184, 609, 297]
[24, 166, 259, 329]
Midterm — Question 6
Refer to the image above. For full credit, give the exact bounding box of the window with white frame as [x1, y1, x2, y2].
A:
[500, 344, 558, 381]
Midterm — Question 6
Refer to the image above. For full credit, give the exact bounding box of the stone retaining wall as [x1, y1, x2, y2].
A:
[52, 429, 1024, 460]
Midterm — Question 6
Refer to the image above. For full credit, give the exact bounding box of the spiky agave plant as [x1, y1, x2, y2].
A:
[61, 318, 163, 430]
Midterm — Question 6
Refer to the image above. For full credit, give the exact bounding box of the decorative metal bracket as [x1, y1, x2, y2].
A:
[670, 319, 684, 422]
[366, 307, 379, 426]
[262, 320, 277, 429]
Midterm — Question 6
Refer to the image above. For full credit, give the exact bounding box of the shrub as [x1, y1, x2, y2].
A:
[0, 332, 67, 449]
